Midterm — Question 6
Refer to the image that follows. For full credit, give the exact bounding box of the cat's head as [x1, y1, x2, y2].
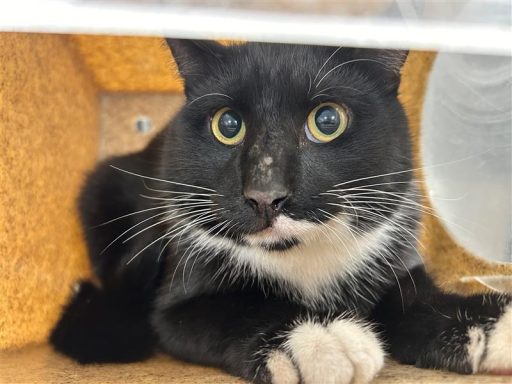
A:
[161, 40, 412, 252]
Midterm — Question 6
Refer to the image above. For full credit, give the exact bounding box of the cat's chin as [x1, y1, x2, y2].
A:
[243, 215, 318, 252]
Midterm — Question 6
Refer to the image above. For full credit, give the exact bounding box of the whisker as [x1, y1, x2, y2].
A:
[189, 220, 230, 269]
[188, 92, 233, 106]
[158, 210, 223, 261]
[313, 85, 364, 97]
[320, 215, 377, 307]
[351, 211, 419, 303]
[317, 209, 362, 255]
[337, 185, 469, 204]
[330, 203, 421, 246]
[332, 150, 493, 189]
[142, 180, 221, 197]
[129, 210, 221, 266]
[328, 187, 437, 214]
[166, 214, 222, 287]
[316, 209, 360, 260]
[328, 191, 434, 214]
[312, 46, 343, 87]
[183, 219, 231, 290]
[327, 188, 440, 203]
[139, 194, 217, 203]
[316, 58, 387, 88]
[380, 250, 406, 312]
[110, 165, 218, 193]
[100, 210, 173, 255]
[100, 203, 219, 255]
[323, 188, 438, 217]
[92, 204, 171, 228]
[326, 209, 413, 309]
[311, 93, 334, 100]
[328, 191, 474, 234]
[122, 208, 215, 244]
[331, 204, 424, 267]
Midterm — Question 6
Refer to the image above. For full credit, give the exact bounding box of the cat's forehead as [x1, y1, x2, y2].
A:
[217, 44, 345, 104]
[230, 43, 328, 74]
[210, 44, 371, 115]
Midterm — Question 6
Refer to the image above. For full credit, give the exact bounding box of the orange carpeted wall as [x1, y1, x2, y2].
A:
[0, 33, 98, 349]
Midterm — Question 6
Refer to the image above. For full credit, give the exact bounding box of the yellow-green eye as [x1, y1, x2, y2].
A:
[305, 102, 348, 143]
[211, 107, 246, 145]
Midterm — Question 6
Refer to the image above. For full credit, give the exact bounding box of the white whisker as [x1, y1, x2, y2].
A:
[332, 151, 493, 189]
[188, 92, 233, 106]
[158, 209, 224, 261]
[316, 58, 386, 88]
[312, 46, 343, 87]
[142, 180, 221, 197]
[166, 213, 222, 288]
[128, 210, 221, 266]
[93, 204, 171, 228]
[122, 208, 214, 244]
[110, 165, 218, 193]
[139, 194, 217, 203]
[100, 210, 172, 255]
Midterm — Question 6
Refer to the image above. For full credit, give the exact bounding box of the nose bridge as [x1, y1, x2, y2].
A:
[243, 131, 293, 194]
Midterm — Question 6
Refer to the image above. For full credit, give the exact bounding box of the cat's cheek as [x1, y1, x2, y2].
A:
[479, 303, 512, 374]
[264, 318, 384, 384]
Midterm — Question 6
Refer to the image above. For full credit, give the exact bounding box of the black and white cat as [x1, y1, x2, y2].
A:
[51, 40, 511, 383]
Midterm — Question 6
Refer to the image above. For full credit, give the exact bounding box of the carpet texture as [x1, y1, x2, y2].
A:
[0, 33, 98, 349]
[1, 344, 510, 384]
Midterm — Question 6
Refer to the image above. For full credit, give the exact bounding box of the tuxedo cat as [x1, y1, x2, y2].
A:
[51, 40, 511, 383]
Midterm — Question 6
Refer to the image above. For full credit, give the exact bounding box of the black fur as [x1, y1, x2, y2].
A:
[50, 40, 510, 381]
[50, 281, 155, 363]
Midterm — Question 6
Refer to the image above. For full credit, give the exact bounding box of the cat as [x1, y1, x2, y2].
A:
[50, 40, 512, 383]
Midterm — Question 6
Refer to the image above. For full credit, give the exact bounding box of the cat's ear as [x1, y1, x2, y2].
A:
[350, 48, 408, 94]
[166, 38, 226, 96]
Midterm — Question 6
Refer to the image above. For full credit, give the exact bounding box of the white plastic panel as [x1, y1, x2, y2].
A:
[0, 0, 510, 55]
[422, 52, 511, 263]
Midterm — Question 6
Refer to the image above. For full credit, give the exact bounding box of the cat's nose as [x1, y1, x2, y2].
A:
[244, 188, 289, 215]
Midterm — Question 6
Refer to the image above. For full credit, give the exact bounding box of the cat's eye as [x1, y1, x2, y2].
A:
[305, 102, 348, 143]
[211, 107, 246, 145]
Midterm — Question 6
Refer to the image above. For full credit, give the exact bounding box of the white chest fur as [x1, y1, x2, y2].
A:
[189, 213, 399, 306]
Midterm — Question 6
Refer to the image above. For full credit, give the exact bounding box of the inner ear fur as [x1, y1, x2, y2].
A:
[166, 38, 226, 96]
[347, 48, 409, 93]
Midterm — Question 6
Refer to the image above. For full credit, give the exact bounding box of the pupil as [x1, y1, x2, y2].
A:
[219, 110, 241, 138]
[315, 106, 340, 135]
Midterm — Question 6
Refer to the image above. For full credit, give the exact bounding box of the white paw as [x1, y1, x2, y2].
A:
[466, 326, 486, 373]
[265, 318, 384, 384]
[266, 350, 300, 384]
[479, 303, 512, 374]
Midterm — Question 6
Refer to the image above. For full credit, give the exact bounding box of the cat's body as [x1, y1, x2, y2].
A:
[51, 41, 511, 383]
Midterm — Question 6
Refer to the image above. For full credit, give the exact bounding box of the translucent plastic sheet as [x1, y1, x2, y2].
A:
[1, 0, 510, 55]
[422, 52, 511, 264]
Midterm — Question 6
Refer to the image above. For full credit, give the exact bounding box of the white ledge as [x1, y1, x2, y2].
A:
[0, 0, 510, 56]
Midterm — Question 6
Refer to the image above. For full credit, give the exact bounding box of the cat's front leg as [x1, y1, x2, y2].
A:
[398, 295, 511, 374]
[374, 266, 512, 375]
[153, 293, 384, 384]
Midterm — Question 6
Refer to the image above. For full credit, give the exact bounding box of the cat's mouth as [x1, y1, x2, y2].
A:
[243, 215, 317, 252]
